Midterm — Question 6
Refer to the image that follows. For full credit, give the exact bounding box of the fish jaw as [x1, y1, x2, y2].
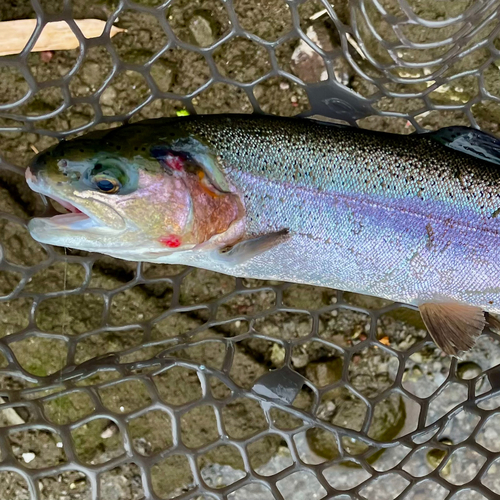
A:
[26, 166, 133, 250]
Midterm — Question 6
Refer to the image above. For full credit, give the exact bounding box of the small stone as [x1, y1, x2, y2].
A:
[279, 81, 290, 90]
[101, 105, 115, 116]
[189, 13, 214, 47]
[306, 358, 342, 387]
[270, 343, 285, 365]
[457, 361, 482, 380]
[41, 51, 53, 63]
[411, 352, 423, 363]
[351, 324, 363, 339]
[76, 85, 90, 95]
[150, 62, 173, 93]
[58, 65, 70, 76]
[134, 437, 151, 456]
[22, 452, 35, 463]
[81, 62, 100, 86]
[100, 422, 118, 439]
[26, 133, 37, 143]
[317, 401, 336, 420]
[292, 352, 309, 369]
[100, 86, 117, 107]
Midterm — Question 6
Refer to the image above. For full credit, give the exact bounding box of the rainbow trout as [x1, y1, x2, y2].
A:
[25, 114, 500, 355]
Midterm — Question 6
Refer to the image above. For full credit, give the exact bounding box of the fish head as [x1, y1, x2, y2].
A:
[25, 125, 244, 261]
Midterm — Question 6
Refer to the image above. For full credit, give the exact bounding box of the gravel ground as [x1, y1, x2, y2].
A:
[1, 0, 500, 499]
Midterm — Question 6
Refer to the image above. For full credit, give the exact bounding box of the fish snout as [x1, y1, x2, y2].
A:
[25, 159, 46, 188]
[26, 150, 49, 183]
[25, 165, 36, 184]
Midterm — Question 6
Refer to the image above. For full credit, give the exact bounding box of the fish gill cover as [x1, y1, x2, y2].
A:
[1, 0, 500, 499]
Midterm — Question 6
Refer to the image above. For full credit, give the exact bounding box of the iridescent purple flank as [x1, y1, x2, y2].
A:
[180, 116, 500, 312]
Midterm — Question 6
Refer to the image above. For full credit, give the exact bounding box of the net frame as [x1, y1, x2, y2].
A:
[1, 0, 500, 499]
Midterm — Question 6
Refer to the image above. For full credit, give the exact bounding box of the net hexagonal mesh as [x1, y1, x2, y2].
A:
[1, 0, 500, 499]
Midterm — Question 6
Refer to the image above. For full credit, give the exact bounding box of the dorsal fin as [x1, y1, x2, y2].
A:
[429, 126, 500, 166]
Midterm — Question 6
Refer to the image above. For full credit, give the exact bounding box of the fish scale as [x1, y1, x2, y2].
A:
[174, 116, 500, 309]
[183, 116, 500, 215]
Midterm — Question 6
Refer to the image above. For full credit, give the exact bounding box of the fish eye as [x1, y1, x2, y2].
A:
[89, 158, 128, 193]
[93, 174, 121, 194]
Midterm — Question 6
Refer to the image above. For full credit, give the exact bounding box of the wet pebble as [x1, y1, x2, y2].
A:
[189, 13, 215, 47]
[457, 361, 482, 380]
[305, 358, 342, 387]
[100, 86, 117, 106]
[81, 62, 101, 86]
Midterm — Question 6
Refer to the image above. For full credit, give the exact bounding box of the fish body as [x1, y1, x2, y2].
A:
[25, 114, 500, 354]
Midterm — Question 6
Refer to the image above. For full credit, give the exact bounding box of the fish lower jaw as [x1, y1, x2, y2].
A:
[27, 214, 126, 245]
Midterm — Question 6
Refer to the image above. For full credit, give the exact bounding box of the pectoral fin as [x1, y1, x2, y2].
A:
[218, 229, 290, 265]
[419, 302, 486, 356]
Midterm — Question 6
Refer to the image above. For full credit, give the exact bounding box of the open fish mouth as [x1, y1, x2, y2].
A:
[25, 167, 125, 241]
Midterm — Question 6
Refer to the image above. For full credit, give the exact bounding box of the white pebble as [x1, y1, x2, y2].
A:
[100, 426, 115, 439]
[22, 452, 35, 463]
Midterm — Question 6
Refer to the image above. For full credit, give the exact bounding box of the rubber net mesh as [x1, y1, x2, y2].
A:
[2, 0, 500, 499]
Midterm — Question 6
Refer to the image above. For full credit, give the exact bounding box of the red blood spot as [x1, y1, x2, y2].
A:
[166, 153, 184, 171]
[159, 235, 181, 248]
